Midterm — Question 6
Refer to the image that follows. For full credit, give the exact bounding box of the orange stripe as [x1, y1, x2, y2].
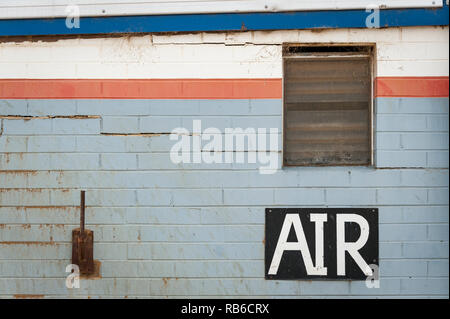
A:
[0, 79, 282, 99]
[0, 77, 448, 99]
[375, 77, 449, 97]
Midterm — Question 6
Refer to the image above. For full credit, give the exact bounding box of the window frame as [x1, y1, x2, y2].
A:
[281, 43, 375, 167]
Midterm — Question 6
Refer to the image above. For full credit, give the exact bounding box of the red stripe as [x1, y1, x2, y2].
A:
[0, 79, 282, 99]
[375, 77, 449, 97]
[0, 77, 447, 99]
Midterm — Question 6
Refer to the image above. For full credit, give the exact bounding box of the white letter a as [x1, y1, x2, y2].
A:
[268, 214, 327, 276]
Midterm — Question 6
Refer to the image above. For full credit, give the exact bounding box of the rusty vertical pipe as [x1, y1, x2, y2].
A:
[80, 190, 85, 235]
[72, 190, 94, 275]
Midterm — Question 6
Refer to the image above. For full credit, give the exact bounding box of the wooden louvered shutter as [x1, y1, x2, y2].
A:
[283, 47, 373, 166]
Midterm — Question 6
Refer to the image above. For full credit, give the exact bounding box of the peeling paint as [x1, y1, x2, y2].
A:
[99, 132, 196, 137]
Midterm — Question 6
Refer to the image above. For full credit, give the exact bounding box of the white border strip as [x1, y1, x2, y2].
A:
[0, 0, 443, 20]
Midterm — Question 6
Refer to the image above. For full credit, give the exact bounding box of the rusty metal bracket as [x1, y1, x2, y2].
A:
[71, 190, 95, 275]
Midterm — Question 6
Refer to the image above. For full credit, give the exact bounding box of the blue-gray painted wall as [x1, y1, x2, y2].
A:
[0, 97, 448, 298]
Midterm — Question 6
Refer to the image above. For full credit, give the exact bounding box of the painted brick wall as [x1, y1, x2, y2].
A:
[0, 26, 448, 298]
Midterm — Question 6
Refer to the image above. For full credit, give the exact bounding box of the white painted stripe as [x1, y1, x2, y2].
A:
[377, 60, 449, 77]
[0, 0, 442, 19]
[0, 27, 448, 78]
[377, 42, 449, 61]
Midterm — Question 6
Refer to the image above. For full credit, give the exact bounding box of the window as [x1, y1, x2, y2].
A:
[283, 45, 373, 166]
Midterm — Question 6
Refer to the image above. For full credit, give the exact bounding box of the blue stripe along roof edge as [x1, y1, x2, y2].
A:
[0, 4, 448, 37]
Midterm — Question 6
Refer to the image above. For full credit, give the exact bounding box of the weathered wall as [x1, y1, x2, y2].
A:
[0, 26, 448, 298]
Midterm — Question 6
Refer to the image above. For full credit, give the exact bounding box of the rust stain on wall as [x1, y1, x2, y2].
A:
[79, 260, 102, 280]
[35, 223, 66, 229]
[0, 170, 38, 175]
[0, 241, 59, 246]
[14, 206, 76, 210]
[13, 294, 45, 299]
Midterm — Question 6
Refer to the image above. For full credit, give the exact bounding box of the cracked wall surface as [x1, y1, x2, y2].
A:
[0, 26, 448, 298]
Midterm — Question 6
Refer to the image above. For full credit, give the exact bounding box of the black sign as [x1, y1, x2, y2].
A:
[265, 208, 378, 280]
